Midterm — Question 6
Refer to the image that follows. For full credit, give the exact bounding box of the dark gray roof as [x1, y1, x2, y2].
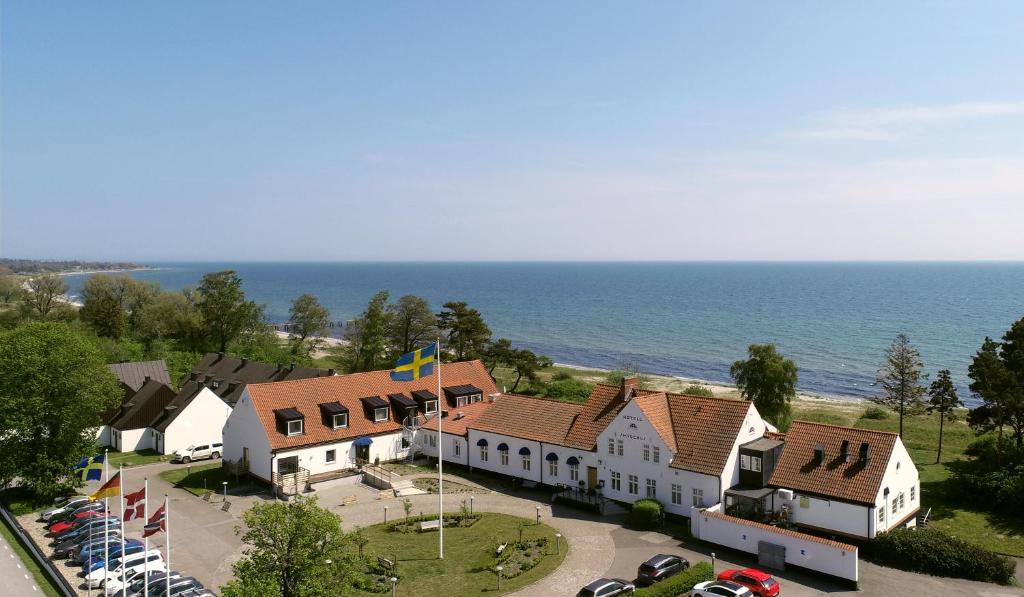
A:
[443, 384, 483, 396]
[361, 396, 388, 409]
[187, 353, 332, 407]
[109, 380, 177, 431]
[107, 360, 172, 392]
[150, 381, 206, 432]
[741, 437, 785, 451]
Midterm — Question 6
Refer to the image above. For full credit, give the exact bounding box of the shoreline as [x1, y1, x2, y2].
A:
[56, 267, 158, 277]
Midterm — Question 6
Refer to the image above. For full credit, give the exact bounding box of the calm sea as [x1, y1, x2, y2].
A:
[64, 262, 1024, 404]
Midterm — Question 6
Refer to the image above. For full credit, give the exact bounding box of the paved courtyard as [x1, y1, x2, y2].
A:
[23, 461, 1024, 596]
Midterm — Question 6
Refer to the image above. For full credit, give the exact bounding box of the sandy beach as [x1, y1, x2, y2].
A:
[275, 330, 347, 358]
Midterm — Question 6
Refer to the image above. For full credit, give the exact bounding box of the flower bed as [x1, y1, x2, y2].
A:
[494, 537, 549, 578]
[385, 512, 481, 533]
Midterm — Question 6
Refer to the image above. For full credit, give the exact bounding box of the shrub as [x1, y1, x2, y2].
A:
[871, 527, 1015, 585]
[551, 370, 574, 381]
[863, 406, 888, 420]
[682, 384, 715, 397]
[628, 498, 665, 530]
[635, 561, 714, 597]
[543, 378, 594, 402]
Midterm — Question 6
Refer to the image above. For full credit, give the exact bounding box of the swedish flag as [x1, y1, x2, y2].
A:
[391, 343, 437, 381]
[74, 454, 104, 482]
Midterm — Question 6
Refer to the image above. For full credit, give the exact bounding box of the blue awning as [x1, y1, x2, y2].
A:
[519, 446, 531, 456]
[566, 456, 580, 465]
[353, 436, 373, 447]
[546, 452, 559, 462]
[476, 438, 488, 447]
[497, 443, 509, 451]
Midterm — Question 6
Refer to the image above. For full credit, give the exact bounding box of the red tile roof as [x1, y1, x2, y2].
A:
[700, 508, 857, 551]
[468, 394, 584, 445]
[654, 391, 755, 476]
[562, 382, 631, 450]
[421, 399, 494, 436]
[768, 421, 899, 506]
[246, 360, 497, 451]
[632, 392, 677, 452]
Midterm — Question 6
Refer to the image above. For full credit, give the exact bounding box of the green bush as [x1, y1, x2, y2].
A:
[871, 527, 1015, 585]
[863, 406, 889, 420]
[551, 370, 575, 381]
[635, 561, 714, 597]
[543, 378, 594, 402]
[384, 512, 481, 533]
[682, 384, 715, 397]
[628, 499, 665, 530]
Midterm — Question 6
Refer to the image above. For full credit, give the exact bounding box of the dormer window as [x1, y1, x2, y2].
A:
[470, 393, 482, 403]
[319, 401, 349, 430]
[273, 407, 304, 437]
[457, 396, 468, 407]
[332, 413, 348, 429]
[374, 407, 388, 422]
[443, 384, 483, 408]
[425, 400, 438, 415]
[287, 419, 303, 436]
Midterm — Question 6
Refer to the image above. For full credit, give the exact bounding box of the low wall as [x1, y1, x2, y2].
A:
[0, 504, 76, 596]
[690, 504, 858, 583]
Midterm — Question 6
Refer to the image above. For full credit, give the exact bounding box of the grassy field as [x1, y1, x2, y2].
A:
[105, 448, 170, 469]
[354, 512, 566, 596]
[0, 512, 62, 596]
[158, 461, 229, 496]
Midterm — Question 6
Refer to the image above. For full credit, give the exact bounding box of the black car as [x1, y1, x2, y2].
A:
[577, 577, 636, 597]
[636, 553, 689, 585]
[53, 530, 122, 558]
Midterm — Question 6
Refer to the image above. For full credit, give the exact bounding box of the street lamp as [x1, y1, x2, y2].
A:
[535, 505, 541, 525]
[496, 565, 503, 591]
[384, 505, 388, 524]
[555, 533, 561, 554]
[390, 576, 398, 597]
[222, 481, 228, 503]
[711, 552, 716, 573]
[470, 495, 474, 515]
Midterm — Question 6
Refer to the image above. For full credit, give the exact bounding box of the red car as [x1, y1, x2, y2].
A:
[48, 510, 105, 535]
[717, 568, 780, 597]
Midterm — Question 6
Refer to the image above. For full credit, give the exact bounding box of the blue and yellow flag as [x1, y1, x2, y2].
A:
[391, 343, 437, 381]
[74, 454, 104, 482]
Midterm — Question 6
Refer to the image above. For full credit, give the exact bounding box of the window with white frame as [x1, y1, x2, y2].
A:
[878, 506, 885, 524]
[425, 400, 438, 414]
[628, 474, 638, 495]
[692, 488, 704, 507]
[646, 478, 657, 498]
[480, 446, 488, 462]
[617, 439, 624, 457]
[608, 438, 615, 455]
[470, 394, 482, 403]
[751, 456, 762, 472]
[653, 446, 660, 463]
[501, 451, 509, 466]
[740, 454, 750, 470]
[643, 444, 650, 461]
[374, 407, 388, 422]
[287, 419, 303, 436]
[910, 486, 916, 501]
[457, 396, 468, 407]
[898, 492, 905, 510]
[892, 497, 898, 515]
[326, 449, 336, 464]
[569, 463, 579, 481]
[522, 454, 531, 471]
[453, 440, 461, 457]
[428, 434, 437, 447]
[611, 471, 621, 491]
[671, 483, 682, 505]
[332, 413, 348, 429]
[549, 461, 557, 477]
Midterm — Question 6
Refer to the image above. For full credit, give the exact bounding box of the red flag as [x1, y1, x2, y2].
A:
[123, 488, 146, 522]
[143, 504, 166, 537]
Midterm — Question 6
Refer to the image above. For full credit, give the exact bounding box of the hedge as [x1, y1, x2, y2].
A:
[628, 498, 665, 530]
[871, 527, 1015, 585]
[635, 561, 714, 597]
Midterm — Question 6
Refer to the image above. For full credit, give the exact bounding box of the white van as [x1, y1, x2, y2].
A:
[86, 549, 163, 588]
[174, 442, 222, 463]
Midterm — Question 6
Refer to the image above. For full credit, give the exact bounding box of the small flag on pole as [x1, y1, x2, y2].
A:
[89, 471, 121, 500]
[74, 454, 105, 482]
[390, 342, 437, 381]
[143, 504, 166, 538]
[123, 488, 146, 522]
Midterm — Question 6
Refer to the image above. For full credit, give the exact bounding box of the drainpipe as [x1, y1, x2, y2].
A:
[539, 441, 544, 486]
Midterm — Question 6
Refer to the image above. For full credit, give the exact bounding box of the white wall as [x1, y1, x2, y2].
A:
[720, 405, 770, 499]
[96, 425, 111, 447]
[223, 392, 273, 482]
[540, 443, 596, 490]
[161, 388, 232, 456]
[466, 429, 542, 483]
[780, 493, 872, 538]
[419, 431, 469, 466]
[872, 437, 920, 537]
[114, 428, 152, 452]
[272, 431, 406, 476]
[691, 504, 859, 582]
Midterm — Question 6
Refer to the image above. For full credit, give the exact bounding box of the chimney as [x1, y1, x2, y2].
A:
[144, 375, 151, 384]
[488, 393, 499, 403]
[217, 351, 225, 360]
[204, 375, 213, 384]
[328, 368, 336, 376]
[622, 377, 638, 400]
[189, 372, 199, 381]
[455, 411, 465, 419]
[859, 442, 871, 465]
[840, 440, 850, 463]
[241, 357, 248, 366]
[813, 442, 825, 465]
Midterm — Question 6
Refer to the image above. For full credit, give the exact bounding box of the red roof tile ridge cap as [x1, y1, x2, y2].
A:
[791, 420, 900, 437]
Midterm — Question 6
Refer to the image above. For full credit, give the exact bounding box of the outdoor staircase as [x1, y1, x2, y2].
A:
[917, 507, 931, 529]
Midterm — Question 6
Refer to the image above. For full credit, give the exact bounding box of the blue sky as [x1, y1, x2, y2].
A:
[2, 1, 1023, 261]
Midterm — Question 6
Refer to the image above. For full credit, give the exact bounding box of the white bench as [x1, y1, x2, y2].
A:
[496, 543, 508, 556]
[419, 519, 440, 531]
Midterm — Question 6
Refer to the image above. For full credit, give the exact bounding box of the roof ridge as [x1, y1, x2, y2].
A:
[791, 420, 899, 437]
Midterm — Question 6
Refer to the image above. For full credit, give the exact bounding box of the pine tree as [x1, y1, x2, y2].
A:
[927, 369, 962, 464]
[872, 333, 927, 437]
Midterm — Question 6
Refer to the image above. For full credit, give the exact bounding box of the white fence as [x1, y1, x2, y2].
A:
[690, 504, 859, 583]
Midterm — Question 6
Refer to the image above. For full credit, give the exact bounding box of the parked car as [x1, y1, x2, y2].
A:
[636, 553, 689, 585]
[52, 529, 122, 558]
[84, 542, 146, 574]
[577, 578, 636, 596]
[85, 549, 164, 589]
[692, 580, 755, 597]
[105, 565, 177, 595]
[49, 510, 106, 535]
[174, 443, 222, 463]
[717, 568, 780, 597]
[53, 517, 120, 545]
[40, 496, 90, 522]
[45, 499, 103, 524]
[145, 576, 202, 597]
[124, 570, 182, 597]
[76, 537, 141, 564]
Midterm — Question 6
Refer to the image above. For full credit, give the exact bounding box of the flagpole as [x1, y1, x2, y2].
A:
[103, 449, 109, 592]
[119, 465, 126, 597]
[437, 338, 443, 560]
[143, 478, 149, 597]
[165, 495, 170, 597]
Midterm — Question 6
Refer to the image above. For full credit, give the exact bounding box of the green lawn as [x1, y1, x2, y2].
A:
[105, 449, 170, 469]
[0, 512, 62, 596]
[354, 513, 567, 596]
[158, 462, 230, 496]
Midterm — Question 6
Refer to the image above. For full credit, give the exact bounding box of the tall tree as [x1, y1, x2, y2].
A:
[334, 291, 392, 373]
[483, 338, 515, 375]
[872, 333, 928, 437]
[0, 323, 121, 496]
[22, 273, 67, 318]
[387, 295, 437, 356]
[220, 495, 361, 597]
[927, 369, 963, 464]
[133, 289, 204, 351]
[437, 301, 491, 361]
[730, 344, 797, 429]
[79, 275, 132, 338]
[196, 270, 264, 353]
[508, 348, 552, 392]
[0, 275, 22, 305]
[288, 294, 331, 357]
[968, 321, 1024, 449]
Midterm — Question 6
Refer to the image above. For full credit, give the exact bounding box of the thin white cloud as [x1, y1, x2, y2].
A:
[791, 101, 1024, 141]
